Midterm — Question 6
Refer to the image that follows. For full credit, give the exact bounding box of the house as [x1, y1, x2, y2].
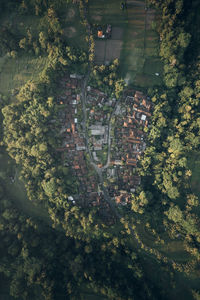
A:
[93, 151, 99, 161]
[108, 168, 116, 177]
[74, 165, 80, 170]
[90, 125, 105, 135]
[76, 144, 86, 151]
[71, 99, 77, 105]
[71, 124, 75, 134]
[98, 30, 103, 38]
[70, 74, 82, 79]
[135, 91, 143, 98]
[94, 144, 102, 151]
[141, 114, 146, 121]
[113, 160, 123, 165]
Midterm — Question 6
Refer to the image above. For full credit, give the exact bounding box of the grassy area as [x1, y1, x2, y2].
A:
[88, 0, 163, 88]
[61, 2, 88, 51]
[0, 54, 47, 100]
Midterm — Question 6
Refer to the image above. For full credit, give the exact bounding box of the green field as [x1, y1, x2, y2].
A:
[0, 54, 47, 100]
[88, 0, 163, 88]
[61, 3, 88, 51]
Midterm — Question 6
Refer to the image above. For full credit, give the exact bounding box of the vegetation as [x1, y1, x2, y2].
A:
[131, 0, 200, 274]
[0, 0, 200, 299]
[88, 0, 163, 87]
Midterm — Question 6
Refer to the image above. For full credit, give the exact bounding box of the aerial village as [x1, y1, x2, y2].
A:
[107, 90, 151, 206]
[55, 73, 152, 209]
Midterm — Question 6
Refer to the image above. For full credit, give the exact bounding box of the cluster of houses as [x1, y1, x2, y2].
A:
[107, 90, 151, 206]
[87, 87, 115, 155]
[56, 76, 152, 211]
[56, 75, 99, 199]
[96, 24, 112, 39]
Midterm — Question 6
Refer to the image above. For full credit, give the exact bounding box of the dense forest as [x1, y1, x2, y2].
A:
[0, 0, 200, 299]
[136, 0, 200, 262]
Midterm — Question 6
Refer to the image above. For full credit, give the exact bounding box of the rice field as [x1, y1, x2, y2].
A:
[88, 0, 163, 88]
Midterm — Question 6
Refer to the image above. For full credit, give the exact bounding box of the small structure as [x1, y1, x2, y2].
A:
[114, 160, 123, 166]
[98, 30, 103, 38]
[106, 24, 112, 34]
[71, 99, 77, 105]
[141, 114, 146, 121]
[90, 125, 105, 135]
[93, 151, 99, 161]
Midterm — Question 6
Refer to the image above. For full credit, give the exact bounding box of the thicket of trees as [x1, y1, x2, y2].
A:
[89, 59, 125, 98]
[0, 180, 166, 300]
[133, 0, 200, 266]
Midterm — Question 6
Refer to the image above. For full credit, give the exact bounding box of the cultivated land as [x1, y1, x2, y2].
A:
[88, 0, 163, 87]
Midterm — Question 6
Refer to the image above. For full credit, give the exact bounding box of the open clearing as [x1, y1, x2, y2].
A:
[0, 55, 47, 100]
[89, 0, 163, 88]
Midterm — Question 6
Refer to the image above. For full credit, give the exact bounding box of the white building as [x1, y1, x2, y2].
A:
[90, 125, 105, 135]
